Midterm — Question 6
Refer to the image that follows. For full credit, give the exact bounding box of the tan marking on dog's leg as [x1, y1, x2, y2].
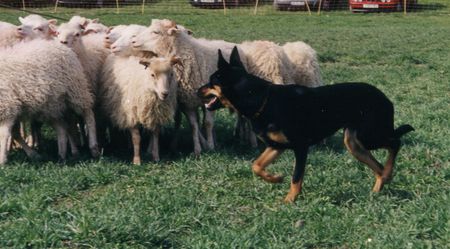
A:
[252, 147, 285, 183]
[267, 131, 289, 144]
[343, 129, 385, 192]
[284, 179, 303, 203]
[130, 127, 141, 165]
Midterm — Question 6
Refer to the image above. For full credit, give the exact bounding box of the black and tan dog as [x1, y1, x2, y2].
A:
[197, 46, 414, 203]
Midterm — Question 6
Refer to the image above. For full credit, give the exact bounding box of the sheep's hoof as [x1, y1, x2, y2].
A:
[133, 157, 141, 165]
[57, 158, 67, 164]
[90, 146, 100, 159]
[29, 151, 43, 161]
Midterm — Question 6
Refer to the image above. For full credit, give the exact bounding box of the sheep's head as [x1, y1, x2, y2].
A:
[68, 16, 90, 29]
[17, 14, 57, 40]
[110, 25, 146, 57]
[84, 22, 109, 35]
[56, 23, 83, 47]
[132, 19, 183, 56]
[104, 25, 128, 49]
[139, 56, 180, 101]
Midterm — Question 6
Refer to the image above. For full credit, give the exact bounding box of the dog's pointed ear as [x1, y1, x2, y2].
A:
[217, 49, 229, 69]
[229, 46, 245, 70]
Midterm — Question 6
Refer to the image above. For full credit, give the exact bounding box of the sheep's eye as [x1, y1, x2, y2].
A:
[152, 31, 161, 35]
[151, 73, 156, 78]
[37, 28, 43, 31]
[75, 33, 80, 37]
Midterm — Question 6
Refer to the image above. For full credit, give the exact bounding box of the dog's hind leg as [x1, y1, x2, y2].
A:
[252, 147, 285, 183]
[343, 129, 386, 192]
[285, 146, 308, 203]
[383, 139, 401, 183]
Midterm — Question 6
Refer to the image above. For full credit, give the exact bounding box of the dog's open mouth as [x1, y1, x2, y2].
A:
[204, 95, 219, 109]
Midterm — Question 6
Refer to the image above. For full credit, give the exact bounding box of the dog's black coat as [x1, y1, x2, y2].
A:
[198, 46, 414, 202]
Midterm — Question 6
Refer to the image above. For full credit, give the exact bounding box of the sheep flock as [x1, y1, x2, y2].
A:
[0, 15, 322, 165]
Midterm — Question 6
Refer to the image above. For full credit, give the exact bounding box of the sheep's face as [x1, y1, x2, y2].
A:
[104, 25, 127, 49]
[139, 57, 180, 101]
[18, 15, 57, 40]
[110, 26, 146, 57]
[68, 16, 89, 29]
[56, 23, 82, 47]
[132, 19, 179, 56]
[84, 22, 108, 35]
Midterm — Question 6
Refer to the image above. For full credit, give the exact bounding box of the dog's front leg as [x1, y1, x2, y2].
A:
[284, 146, 308, 203]
[252, 147, 285, 183]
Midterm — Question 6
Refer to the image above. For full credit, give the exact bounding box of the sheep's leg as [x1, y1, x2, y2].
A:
[6, 135, 12, 153]
[170, 108, 182, 152]
[0, 121, 14, 164]
[30, 120, 43, 148]
[12, 123, 41, 160]
[130, 127, 141, 165]
[233, 114, 242, 138]
[66, 121, 80, 158]
[147, 126, 160, 162]
[82, 109, 100, 158]
[203, 110, 215, 150]
[184, 109, 202, 156]
[52, 120, 68, 162]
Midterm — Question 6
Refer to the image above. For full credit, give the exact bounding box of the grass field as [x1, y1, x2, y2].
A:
[0, 3, 449, 248]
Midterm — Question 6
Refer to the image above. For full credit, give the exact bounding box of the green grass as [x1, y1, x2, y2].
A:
[1, 5, 449, 248]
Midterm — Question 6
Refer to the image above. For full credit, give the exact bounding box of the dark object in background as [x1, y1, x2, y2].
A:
[190, 0, 256, 9]
[56, 0, 141, 8]
[0, 0, 53, 8]
[273, 0, 348, 11]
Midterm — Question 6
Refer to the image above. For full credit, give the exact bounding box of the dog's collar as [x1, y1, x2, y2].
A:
[251, 85, 270, 119]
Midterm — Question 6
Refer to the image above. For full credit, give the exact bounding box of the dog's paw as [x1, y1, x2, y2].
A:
[284, 194, 297, 203]
[268, 174, 284, 183]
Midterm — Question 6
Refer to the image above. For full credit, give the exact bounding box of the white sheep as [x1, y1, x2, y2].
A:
[0, 39, 99, 164]
[17, 14, 57, 40]
[99, 51, 178, 164]
[282, 41, 322, 87]
[56, 22, 109, 95]
[103, 25, 128, 49]
[0, 21, 22, 48]
[132, 19, 242, 155]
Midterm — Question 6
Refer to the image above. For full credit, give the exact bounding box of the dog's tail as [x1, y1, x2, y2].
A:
[394, 124, 415, 139]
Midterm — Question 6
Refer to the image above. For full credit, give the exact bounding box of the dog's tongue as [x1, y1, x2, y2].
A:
[205, 96, 217, 108]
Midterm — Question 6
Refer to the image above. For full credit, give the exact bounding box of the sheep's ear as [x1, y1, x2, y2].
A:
[106, 26, 114, 34]
[91, 18, 99, 23]
[167, 27, 179, 36]
[48, 19, 57, 25]
[19, 17, 25, 24]
[139, 59, 150, 69]
[229, 46, 245, 70]
[170, 56, 182, 66]
[83, 29, 97, 36]
[49, 26, 58, 37]
[217, 49, 229, 70]
[186, 29, 193, 35]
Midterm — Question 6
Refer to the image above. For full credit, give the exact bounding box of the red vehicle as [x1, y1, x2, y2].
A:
[349, 0, 417, 12]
